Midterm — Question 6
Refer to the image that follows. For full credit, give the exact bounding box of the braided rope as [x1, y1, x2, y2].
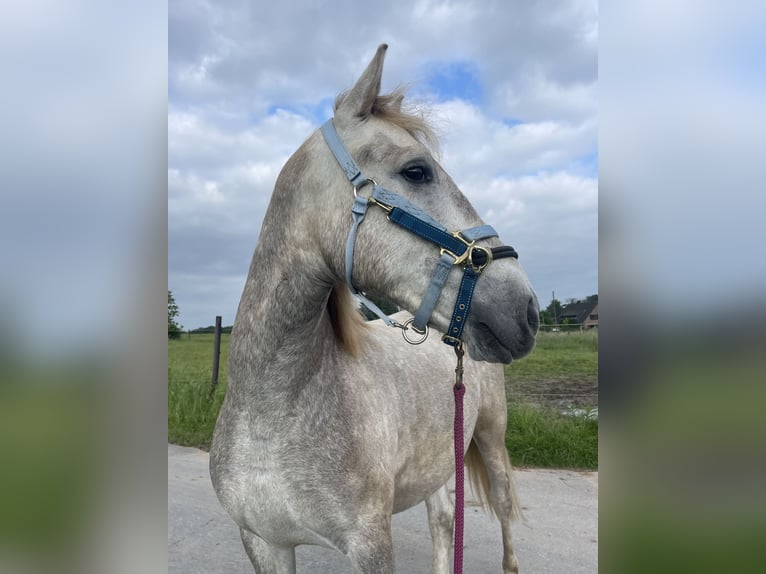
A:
[453, 344, 466, 574]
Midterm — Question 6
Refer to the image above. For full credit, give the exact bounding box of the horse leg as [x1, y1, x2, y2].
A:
[240, 528, 296, 574]
[344, 517, 395, 574]
[471, 425, 521, 574]
[425, 484, 455, 574]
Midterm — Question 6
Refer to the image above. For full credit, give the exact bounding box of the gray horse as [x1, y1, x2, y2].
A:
[210, 44, 539, 573]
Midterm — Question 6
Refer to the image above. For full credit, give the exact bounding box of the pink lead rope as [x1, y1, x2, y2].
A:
[453, 343, 466, 574]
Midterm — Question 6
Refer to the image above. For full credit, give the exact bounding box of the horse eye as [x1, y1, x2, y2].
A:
[401, 166, 432, 183]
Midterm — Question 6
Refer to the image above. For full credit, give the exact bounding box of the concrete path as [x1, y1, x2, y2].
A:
[169, 444, 597, 573]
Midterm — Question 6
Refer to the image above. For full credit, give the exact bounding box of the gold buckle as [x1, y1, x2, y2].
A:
[440, 232, 493, 273]
[440, 232, 474, 266]
[368, 196, 393, 214]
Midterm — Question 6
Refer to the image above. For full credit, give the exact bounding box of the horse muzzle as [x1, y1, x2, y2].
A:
[464, 293, 539, 363]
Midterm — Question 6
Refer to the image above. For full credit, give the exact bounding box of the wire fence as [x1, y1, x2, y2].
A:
[537, 323, 598, 333]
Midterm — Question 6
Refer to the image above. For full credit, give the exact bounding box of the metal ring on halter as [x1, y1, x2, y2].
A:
[401, 318, 429, 345]
[352, 178, 377, 198]
[469, 244, 493, 273]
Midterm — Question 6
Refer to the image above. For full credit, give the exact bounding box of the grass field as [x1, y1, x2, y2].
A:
[502, 330, 598, 468]
[507, 330, 598, 382]
[168, 330, 598, 469]
[168, 334, 229, 447]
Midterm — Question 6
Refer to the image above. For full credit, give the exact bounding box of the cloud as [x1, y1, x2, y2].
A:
[471, 172, 598, 307]
[431, 99, 597, 180]
[169, 0, 597, 117]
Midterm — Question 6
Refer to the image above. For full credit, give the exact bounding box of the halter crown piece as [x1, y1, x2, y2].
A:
[321, 118, 518, 347]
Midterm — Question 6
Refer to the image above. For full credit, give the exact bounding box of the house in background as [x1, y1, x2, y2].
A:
[558, 300, 598, 329]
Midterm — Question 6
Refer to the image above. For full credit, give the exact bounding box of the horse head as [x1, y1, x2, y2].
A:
[289, 44, 539, 363]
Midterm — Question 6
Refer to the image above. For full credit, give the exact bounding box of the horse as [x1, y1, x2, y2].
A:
[210, 44, 539, 574]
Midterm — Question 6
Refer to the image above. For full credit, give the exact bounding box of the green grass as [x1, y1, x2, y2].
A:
[169, 330, 598, 468]
[507, 330, 598, 382]
[506, 403, 598, 469]
[168, 333, 228, 447]
[503, 330, 598, 469]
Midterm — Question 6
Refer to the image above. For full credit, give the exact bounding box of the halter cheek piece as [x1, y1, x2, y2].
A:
[321, 118, 518, 347]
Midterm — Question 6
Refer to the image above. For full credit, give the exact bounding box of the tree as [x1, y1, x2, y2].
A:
[539, 309, 554, 325]
[168, 290, 183, 339]
[545, 298, 563, 323]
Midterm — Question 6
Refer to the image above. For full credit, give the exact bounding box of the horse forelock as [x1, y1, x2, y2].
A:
[334, 87, 440, 154]
[327, 284, 369, 357]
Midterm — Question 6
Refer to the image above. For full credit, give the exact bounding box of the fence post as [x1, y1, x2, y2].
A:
[210, 315, 222, 399]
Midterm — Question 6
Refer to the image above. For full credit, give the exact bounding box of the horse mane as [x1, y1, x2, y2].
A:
[327, 284, 369, 357]
[334, 86, 440, 153]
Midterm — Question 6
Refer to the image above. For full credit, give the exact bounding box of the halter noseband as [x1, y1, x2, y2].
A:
[321, 118, 518, 347]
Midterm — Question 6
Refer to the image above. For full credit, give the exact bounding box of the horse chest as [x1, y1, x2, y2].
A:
[213, 434, 325, 545]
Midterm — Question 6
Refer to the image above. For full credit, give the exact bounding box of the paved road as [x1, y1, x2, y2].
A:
[169, 444, 597, 573]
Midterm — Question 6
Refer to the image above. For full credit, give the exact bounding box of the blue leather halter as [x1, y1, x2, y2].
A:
[321, 118, 518, 347]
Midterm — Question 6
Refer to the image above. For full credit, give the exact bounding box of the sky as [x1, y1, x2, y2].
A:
[168, 0, 598, 330]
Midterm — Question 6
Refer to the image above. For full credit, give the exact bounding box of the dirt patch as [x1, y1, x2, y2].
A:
[505, 375, 598, 411]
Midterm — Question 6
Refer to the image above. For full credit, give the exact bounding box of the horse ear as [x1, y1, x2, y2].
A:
[336, 44, 388, 121]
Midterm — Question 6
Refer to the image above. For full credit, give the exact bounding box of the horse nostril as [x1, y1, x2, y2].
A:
[527, 297, 540, 332]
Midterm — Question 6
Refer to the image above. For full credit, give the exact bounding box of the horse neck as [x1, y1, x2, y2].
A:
[227, 147, 343, 399]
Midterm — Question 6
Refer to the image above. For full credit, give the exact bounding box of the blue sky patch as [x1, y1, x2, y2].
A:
[266, 97, 335, 124]
[419, 60, 483, 104]
[502, 117, 524, 128]
[576, 150, 598, 178]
